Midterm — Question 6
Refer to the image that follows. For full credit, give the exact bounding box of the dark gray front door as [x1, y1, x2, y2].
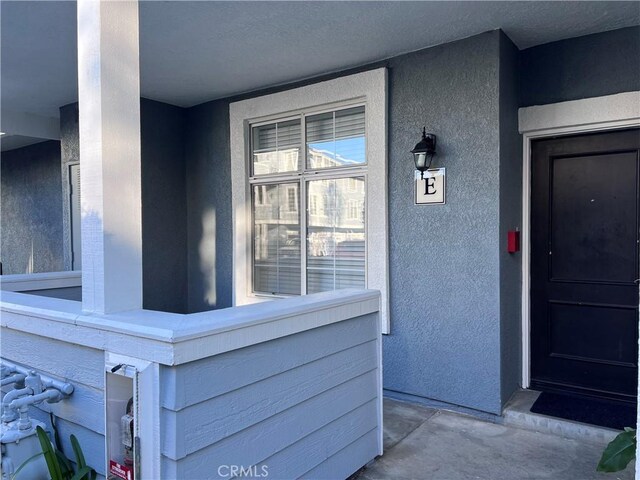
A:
[530, 128, 640, 402]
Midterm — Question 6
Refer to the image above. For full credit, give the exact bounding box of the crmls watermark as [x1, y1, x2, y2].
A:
[217, 465, 269, 478]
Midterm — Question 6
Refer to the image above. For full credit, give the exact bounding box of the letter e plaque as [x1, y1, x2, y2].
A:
[415, 168, 445, 205]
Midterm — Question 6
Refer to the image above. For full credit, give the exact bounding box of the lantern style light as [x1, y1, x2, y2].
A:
[411, 127, 437, 179]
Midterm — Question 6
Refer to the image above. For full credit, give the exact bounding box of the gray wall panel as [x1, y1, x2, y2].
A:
[160, 314, 377, 410]
[60, 103, 79, 271]
[498, 32, 523, 406]
[164, 371, 377, 478]
[163, 340, 377, 458]
[160, 313, 380, 478]
[59, 99, 189, 312]
[185, 31, 509, 414]
[520, 26, 640, 107]
[185, 100, 233, 312]
[140, 98, 188, 313]
[301, 428, 379, 480]
[384, 31, 503, 414]
[1, 141, 63, 274]
[23, 286, 82, 301]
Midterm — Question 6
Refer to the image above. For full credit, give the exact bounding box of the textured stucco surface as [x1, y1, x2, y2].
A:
[498, 32, 523, 406]
[520, 26, 640, 107]
[1, 140, 64, 274]
[185, 100, 233, 312]
[59, 99, 189, 312]
[383, 31, 504, 414]
[60, 103, 79, 271]
[184, 31, 516, 414]
[140, 98, 188, 313]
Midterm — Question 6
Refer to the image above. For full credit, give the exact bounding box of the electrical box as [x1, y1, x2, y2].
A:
[104, 352, 159, 480]
[105, 359, 139, 480]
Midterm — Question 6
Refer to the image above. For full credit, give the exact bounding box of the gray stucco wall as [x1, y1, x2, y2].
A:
[184, 100, 233, 312]
[498, 32, 522, 406]
[1, 140, 64, 274]
[520, 26, 640, 107]
[23, 286, 82, 301]
[383, 31, 505, 415]
[59, 100, 188, 312]
[140, 98, 188, 313]
[60, 103, 79, 271]
[184, 30, 517, 415]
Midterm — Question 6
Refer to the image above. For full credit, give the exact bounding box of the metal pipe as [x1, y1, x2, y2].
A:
[1, 373, 25, 387]
[0, 360, 73, 395]
[1, 387, 31, 423]
[9, 389, 63, 409]
[0, 365, 15, 378]
[2, 387, 31, 406]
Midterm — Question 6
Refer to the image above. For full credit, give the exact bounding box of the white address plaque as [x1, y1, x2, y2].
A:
[415, 167, 446, 205]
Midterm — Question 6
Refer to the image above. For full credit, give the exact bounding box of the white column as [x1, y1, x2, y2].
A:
[77, 0, 142, 314]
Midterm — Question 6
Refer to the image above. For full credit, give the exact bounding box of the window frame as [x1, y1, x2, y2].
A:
[249, 103, 368, 298]
[230, 68, 390, 333]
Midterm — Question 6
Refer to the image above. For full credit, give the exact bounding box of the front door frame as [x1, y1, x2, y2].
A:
[519, 91, 640, 389]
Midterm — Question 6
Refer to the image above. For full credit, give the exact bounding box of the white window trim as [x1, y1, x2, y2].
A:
[518, 91, 640, 390]
[230, 68, 390, 333]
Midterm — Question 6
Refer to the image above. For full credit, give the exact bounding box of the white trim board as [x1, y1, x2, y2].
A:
[0, 271, 82, 292]
[1, 288, 380, 366]
[229, 68, 390, 333]
[518, 91, 640, 390]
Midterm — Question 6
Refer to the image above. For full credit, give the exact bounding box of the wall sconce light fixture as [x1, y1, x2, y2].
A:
[411, 127, 437, 179]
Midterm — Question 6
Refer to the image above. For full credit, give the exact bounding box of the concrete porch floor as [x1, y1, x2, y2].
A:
[354, 398, 635, 480]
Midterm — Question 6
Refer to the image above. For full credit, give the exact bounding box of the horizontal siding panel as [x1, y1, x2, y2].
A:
[1, 328, 104, 389]
[301, 428, 379, 480]
[162, 340, 377, 459]
[256, 400, 378, 480]
[161, 314, 376, 410]
[28, 407, 106, 477]
[164, 370, 378, 476]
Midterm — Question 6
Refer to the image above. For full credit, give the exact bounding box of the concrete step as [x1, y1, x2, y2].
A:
[502, 389, 622, 445]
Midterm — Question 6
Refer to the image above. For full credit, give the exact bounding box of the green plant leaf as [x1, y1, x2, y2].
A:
[70, 434, 87, 469]
[597, 428, 636, 473]
[36, 426, 65, 480]
[54, 449, 73, 479]
[10, 451, 44, 480]
[69, 465, 96, 480]
[50, 412, 64, 453]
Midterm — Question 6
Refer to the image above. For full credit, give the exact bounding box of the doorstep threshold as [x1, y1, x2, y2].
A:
[502, 389, 622, 445]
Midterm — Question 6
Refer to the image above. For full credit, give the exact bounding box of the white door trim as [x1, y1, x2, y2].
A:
[518, 91, 640, 389]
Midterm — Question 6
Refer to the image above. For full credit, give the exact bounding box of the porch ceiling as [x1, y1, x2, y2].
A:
[1, 1, 639, 120]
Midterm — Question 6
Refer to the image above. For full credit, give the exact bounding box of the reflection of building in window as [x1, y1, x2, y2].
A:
[255, 185, 265, 205]
[309, 195, 319, 216]
[287, 187, 297, 212]
[348, 199, 359, 219]
[249, 105, 366, 296]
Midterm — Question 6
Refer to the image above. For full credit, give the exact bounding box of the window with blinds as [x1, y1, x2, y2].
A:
[249, 105, 366, 296]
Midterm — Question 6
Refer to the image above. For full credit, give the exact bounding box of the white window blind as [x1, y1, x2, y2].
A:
[250, 105, 366, 297]
[306, 106, 366, 169]
[252, 119, 301, 175]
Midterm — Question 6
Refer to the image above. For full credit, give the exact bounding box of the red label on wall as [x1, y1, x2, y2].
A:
[109, 460, 133, 480]
[507, 230, 520, 253]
